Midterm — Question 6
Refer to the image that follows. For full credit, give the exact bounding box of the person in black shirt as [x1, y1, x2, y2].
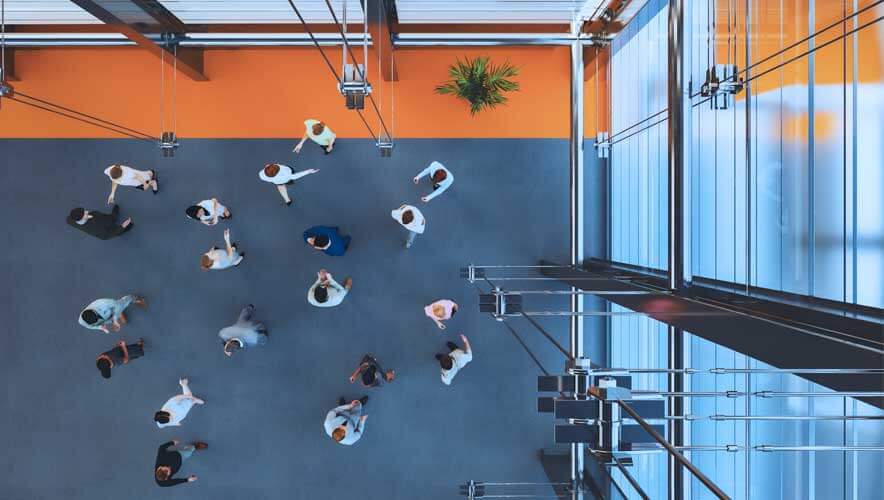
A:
[348, 354, 395, 388]
[66, 205, 133, 240]
[96, 339, 144, 379]
[154, 440, 207, 487]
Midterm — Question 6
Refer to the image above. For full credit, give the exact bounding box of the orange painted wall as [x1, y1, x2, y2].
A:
[0, 46, 585, 139]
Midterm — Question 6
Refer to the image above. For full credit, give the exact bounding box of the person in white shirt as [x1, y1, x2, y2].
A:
[104, 164, 158, 204]
[154, 378, 205, 428]
[258, 163, 319, 206]
[294, 119, 336, 154]
[413, 161, 454, 203]
[218, 304, 268, 357]
[435, 334, 473, 385]
[307, 269, 353, 307]
[391, 204, 426, 249]
[185, 198, 231, 226]
[324, 396, 368, 445]
[200, 228, 244, 271]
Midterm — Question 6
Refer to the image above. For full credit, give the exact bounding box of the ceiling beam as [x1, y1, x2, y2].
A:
[68, 0, 207, 81]
[363, 0, 397, 81]
[2, 49, 18, 81]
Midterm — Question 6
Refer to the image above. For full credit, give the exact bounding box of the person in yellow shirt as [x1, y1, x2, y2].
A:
[294, 119, 336, 155]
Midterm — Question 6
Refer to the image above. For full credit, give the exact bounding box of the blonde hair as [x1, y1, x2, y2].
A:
[432, 304, 446, 318]
[200, 254, 213, 270]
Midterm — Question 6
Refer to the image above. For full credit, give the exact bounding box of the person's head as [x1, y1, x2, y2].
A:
[81, 309, 101, 326]
[200, 254, 214, 271]
[69, 207, 87, 222]
[312, 122, 326, 136]
[361, 366, 379, 386]
[263, 163, 280, 178]
[223, 339, 242, 357]
[437, 354, 454, 371]
[96, 358, 112, 379]
[185, 205, 205, 220]
[401, 210, 414, 225]
[432, 304, 446, 319]
[313, 285, 329, 304]
[431, 169, 448, 185]
[154, 411, 171, 424]
[155, 466, 171, 481]
[332, 426, 346, 442]
[310, 235, 330, 249]
[109, 165, 123, 180]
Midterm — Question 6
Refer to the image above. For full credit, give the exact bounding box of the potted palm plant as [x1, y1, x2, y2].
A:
[435, 57, 520, 115]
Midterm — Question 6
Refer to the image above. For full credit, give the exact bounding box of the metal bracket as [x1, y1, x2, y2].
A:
[700, 64, 744, 110]
[339, 63, 372, 110]
[159, 131, 179, 158]
[595, 131, 610, 158]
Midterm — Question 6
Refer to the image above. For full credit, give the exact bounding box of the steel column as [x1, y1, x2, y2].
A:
[667, 1, 686, 499]
[569, 18, 586, 499]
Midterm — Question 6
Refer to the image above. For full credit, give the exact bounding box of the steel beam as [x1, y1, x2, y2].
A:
[362, 0, 397, 81]
[1, 47, 15, 81]
[68, 0, 207, 81]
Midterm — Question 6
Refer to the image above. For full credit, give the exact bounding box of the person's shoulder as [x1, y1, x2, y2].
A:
[305, 119, 318, 126]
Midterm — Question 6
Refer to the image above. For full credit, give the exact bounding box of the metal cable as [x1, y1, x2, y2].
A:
[286, 0, 343, 84]
[7, 96, 156, 143]
[1, 0, 5, 78]
[520, 312, 574, 361]
[499, 319, 550, 376]
[355, 109, 378, 142]
[322, 0, 393, 140]
[13, 91, 156, 140]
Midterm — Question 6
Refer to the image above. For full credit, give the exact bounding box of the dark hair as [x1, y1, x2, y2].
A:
[361, 366, 378, 386]
[154, 411, 171, 424]
[109, 165, 123, 179]
[312, 235, 330, 248]
[313, 286, 328, 303]
[431, 169, 447, 184]
[96, 358, 112, 379]
[69, 207, 85, 221]
[450, 304, 458, 316]
[185, 205, 203, 220]
[439, 355, 454, 371]
[224, 340, 242, 355]
[81, 309, 101, 325]
[263, 164, 280, 177]
[402, 210, 414, 225]
[155, 467, 170, 481]
[312, 122, 326, 136]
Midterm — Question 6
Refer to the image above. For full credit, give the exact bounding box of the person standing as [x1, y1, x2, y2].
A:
[258, 163, 319, 206]
[218, 304, 268, 357]
[349, 354, 395, 388]
[435, 334, 473, 385]
[79, 295, 146, 333]
[96, 338, 145, 379]
[424, 299, 458, 330]
[324, 397, 368, 445]
[303, 225, 351, 256]
[155, 378, 205, 428]
[154, 440, 206, 487]
[66, 205, 133, 240]
[391, 204, 425, 249]
[201, 228, 244, 270]
[307, 269, 353, 307]
[413, 161, 454, 202]
[104, 164, 157, 204]
[294, 119, 336, 154]
[185, 198, 231, 226]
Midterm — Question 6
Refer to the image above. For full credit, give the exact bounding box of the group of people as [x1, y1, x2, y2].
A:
[66, 119, 474, 486]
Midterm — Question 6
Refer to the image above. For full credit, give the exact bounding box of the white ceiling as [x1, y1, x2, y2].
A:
[0, 0, 610, 25]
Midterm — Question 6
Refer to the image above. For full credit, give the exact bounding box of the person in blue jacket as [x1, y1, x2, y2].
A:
[303, 225, 351, 256]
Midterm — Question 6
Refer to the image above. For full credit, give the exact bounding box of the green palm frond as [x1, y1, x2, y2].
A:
[435, 56, 520, 115]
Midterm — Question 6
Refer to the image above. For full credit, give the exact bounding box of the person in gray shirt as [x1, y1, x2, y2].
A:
[218, 304, 268, 357]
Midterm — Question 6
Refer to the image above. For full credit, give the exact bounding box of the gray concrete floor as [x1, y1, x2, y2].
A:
[0, 138, 575, 499]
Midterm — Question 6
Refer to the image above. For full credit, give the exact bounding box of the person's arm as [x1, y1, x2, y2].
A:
[107, 182, 118, 205]
[211, 199, 220, 225]
[325, 274, 344, 291]
[460, 334, 471, 354]
[413, 164, 433, 184]
[159, 477, 190, 487]
[223, 229, 233, 257]
[293, 132, 310, 153]
[349, 362, 369, 383]
[354, 415, 368, 434]
[289, 168, 320, 182]
[118, 340, 130, 363]
[421, 172, 452, 202]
